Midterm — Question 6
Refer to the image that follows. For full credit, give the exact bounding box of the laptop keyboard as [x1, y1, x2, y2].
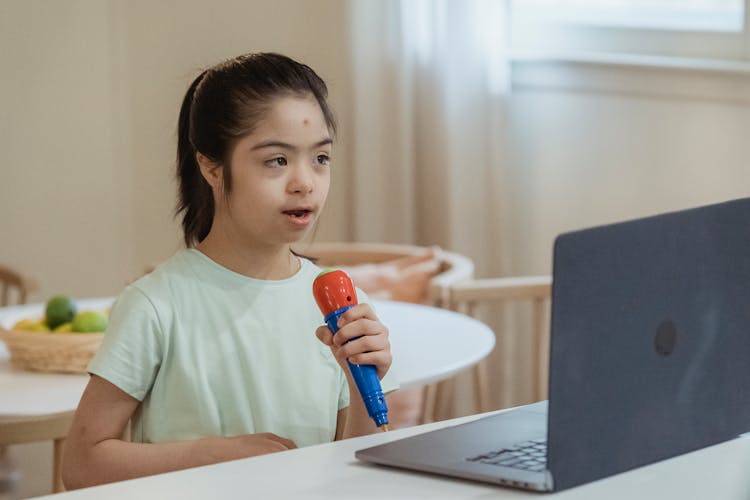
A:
[466, 438, 547, 472]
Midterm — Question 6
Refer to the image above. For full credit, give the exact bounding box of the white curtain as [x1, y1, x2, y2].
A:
[348, 0, 523, 415]
[348, 0, 512, 279]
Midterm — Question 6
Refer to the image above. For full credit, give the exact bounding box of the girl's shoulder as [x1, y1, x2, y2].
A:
[118, 249, 206, 308]
[109, 249, 223, 330]
[132, 249, 197, 287]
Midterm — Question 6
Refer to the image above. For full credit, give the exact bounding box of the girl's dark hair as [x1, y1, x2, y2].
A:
[175, 52, 336, 247]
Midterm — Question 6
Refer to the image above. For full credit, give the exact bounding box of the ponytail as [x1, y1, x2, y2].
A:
[175, 70, 213, 247]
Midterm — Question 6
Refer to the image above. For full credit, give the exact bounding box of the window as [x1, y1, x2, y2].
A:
[510, 0, 749, 61]
[512, 0, 744, 32]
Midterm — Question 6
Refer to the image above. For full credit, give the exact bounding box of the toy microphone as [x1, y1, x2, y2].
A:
[313, 268, 389, 431]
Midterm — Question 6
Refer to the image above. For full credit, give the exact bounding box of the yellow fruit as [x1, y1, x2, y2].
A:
[53, 322, 73, 333]
[45, 295, 77, 330]
[13, 318, 37, 330]
[13, 318, 50, 332]
[71, 311, 107, 333]
[30, 321, 51, 332]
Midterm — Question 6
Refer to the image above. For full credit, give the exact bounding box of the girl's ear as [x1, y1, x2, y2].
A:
[196, 152, 223, 190]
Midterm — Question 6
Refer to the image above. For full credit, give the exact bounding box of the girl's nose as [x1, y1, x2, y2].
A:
[287, 165, 314, 194]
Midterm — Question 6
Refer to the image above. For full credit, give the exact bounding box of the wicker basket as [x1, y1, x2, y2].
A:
[0, 327, 103, 374]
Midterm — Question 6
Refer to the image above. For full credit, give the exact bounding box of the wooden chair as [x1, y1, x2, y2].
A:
[295, 241, 475, 426]
[0, 266, 67, 493]
[298, 241, 474, 306]
[0, 265, 37, 307]
[446, 275, 552, 414]
[0, 412, 73, 493]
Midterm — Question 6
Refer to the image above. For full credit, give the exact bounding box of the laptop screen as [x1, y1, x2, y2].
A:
[547, 197, 750, 490]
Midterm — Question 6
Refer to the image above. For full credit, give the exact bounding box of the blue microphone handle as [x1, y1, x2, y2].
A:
[324, 305, 389, 427]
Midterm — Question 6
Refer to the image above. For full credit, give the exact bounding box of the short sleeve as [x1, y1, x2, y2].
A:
[337, 372, 350, 410]
[87, 285, 164, 401]
[380, 367, 399, 394]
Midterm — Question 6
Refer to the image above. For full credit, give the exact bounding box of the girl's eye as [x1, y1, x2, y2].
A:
[266, 157, 287, 168]
[316, 154, 331, 166]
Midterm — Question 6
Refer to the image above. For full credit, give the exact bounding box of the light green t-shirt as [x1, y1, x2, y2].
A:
[88, 249, 398, 447]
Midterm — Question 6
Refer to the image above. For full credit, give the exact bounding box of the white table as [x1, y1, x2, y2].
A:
[0, 298, 495, 417]
[30, 409, 750, 500]
[0, 299, 113, 418]
[375, 300, 494, 387]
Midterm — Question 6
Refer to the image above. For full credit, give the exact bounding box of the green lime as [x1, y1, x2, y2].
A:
[45, 295, 77, 330]
[71, 311, 107, 333]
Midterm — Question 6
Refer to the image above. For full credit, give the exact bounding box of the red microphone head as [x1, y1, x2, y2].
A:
[313, 269, 358, 316]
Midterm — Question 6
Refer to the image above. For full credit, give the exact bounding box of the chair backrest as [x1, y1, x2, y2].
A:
[447, 275, 552, 409]
[0, 265, 37, 306]
[0, 411, 73, 493]
[296, 241, 475, 306]
[0, 267, 60, 491]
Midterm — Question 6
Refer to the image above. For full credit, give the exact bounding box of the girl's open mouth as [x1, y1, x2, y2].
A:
[283, 209, 314, 227]
[284, 209, 311, 218]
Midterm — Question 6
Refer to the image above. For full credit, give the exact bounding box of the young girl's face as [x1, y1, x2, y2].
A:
[218, 95, 332, 248]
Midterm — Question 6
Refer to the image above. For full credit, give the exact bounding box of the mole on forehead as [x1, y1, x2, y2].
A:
[303, 119, 309, 125]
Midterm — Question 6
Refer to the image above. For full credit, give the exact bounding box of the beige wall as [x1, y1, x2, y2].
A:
[0, 0, 354, 304]
[120, 0, 355, 273]
[1, 0, 134, 301]
[1, 1, 353, 497]
[487, 66, 750, 409]
[507, 70, 750, 277]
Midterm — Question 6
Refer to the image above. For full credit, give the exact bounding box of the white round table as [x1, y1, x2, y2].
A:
[0, 299, 113, 418]
[375, 300, 495, 388]
[0, 298, 495, 417]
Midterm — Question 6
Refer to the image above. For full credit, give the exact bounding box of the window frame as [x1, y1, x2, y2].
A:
[509, 0, 750, 63]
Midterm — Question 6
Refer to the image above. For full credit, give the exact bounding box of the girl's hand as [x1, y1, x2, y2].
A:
[315, 303, 392, 380]
[229, 433, 297, 457]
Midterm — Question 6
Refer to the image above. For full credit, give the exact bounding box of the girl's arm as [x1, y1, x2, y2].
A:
[316, 303, 393, 439]
[62, 375, 296, 490]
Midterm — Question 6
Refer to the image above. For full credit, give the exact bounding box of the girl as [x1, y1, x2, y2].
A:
[62, 52, 396, 489]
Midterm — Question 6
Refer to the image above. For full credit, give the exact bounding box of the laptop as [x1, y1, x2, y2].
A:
[356, 197, 750, 492]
